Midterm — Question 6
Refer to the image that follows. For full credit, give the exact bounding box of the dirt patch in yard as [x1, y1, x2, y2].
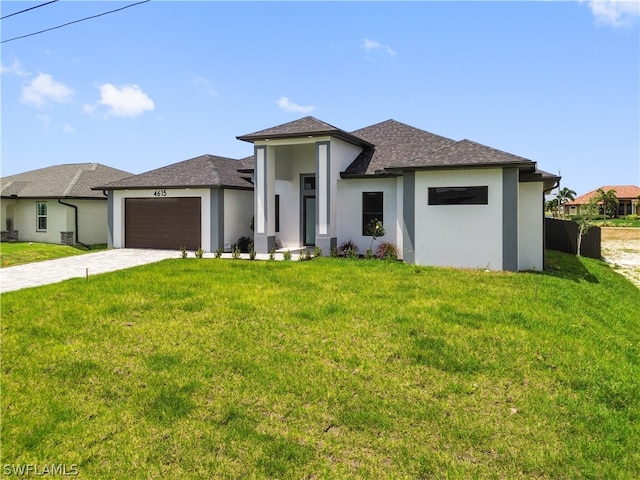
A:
[600, 228, 640, 288]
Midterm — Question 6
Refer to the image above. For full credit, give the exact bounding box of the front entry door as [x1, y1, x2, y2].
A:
[301, 174, 316, 246]
[304, 196, 316, 246]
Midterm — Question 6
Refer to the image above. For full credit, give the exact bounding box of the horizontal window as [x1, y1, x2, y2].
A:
[428, 186, 488, 205]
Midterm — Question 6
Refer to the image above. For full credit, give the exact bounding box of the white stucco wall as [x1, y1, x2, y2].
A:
[336, 177, 399, 255]
[1, 198, 108, 245]
[111, 189, 211, 249]
[413, 169, 504, 270]
[328, 139, 365, 239]
[224, 189, 253, 247]
[518, 181, 544, 271]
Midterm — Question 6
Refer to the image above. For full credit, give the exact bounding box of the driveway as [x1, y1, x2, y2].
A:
[0, 249, 179, 294]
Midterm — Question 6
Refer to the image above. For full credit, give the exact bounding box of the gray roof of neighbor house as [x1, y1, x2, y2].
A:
[96, 154, 253, 190]
[1, 163, 133, 199]
[237, 116, 374, 147]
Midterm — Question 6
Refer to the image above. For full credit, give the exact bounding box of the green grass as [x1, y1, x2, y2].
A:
[0, 242, 107, 267]
[2, 252, 639, 479]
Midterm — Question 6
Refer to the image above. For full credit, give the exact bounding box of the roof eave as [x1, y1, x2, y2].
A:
[237, 131, 373, 148]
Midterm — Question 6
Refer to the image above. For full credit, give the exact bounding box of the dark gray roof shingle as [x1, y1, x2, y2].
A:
[96, 155, 252, 190]
[1, 163, 132, 199]
[237, 116, 372, 147]
[344, 119, 457, 175]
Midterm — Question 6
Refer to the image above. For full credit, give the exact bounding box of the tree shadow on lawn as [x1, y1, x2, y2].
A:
[543, 251, 599, 284]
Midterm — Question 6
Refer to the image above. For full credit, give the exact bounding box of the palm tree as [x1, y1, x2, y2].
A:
[595, 188, 619, 224]
[557, 187, 576, 218]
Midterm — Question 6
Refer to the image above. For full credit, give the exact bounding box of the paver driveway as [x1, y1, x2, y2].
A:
[0, 249, 179, 293]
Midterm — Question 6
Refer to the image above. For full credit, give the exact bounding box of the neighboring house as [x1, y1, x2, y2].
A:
[99, 116, 559, 271]
[95, 155, 254, 251]
[1, 163, 132, 245]
[564, 185, 640, 217]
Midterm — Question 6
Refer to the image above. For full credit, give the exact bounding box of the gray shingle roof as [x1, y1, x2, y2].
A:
[345, 119, 457, 175]
[1, 163, 132, 199]
[96, 155, 252, 190]
[237, 116, 372, 147]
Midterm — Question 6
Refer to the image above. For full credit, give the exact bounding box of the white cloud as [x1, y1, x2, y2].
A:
[22, 73, 73, 107]
[585, 0, 639, 27]
[1, 59, 30, 77]
[276, 96, 315, 114]
[363, 38, 397, 57]
[98, 83, 155, 117]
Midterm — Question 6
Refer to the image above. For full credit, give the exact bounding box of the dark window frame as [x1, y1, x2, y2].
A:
[362, 191, 383, 236]
[428, 186, 488, 205]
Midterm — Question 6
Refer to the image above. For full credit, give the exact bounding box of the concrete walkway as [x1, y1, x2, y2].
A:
[0, 249, 179, 293]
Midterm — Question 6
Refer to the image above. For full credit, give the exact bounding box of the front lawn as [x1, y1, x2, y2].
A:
[0, 242, 107, 267]
[2, 253, 639, 478]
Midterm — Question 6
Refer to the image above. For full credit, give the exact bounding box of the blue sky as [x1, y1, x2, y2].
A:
[1, 1, 638, 197]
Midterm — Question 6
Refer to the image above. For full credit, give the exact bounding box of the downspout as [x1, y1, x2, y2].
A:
[58, 199, 87, 248]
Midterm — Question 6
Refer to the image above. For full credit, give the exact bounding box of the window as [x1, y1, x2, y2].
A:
[362, 192, 383, 236]
[36, 202, 47, 231]
[275, 195, 280, 233]
[428, 186, 488, 205]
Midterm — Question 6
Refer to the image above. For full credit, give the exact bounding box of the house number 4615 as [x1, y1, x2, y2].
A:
[154, 190, 167, 197]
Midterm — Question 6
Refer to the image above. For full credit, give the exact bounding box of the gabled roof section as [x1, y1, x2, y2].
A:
[344, 119, 456, 175]
[566, 185, 640, 205]
[237, 116, 373, 147]
[95, 155, 253, 190]
[1, 163, 132, 199]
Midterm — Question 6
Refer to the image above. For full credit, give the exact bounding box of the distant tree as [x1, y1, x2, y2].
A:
[576, 199, 598, 257]
[557, 187, 576, 218]
[546, 198, 559, 217]
[595, 188, 619, 224]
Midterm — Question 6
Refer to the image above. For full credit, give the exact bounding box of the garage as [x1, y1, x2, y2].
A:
[125, 197, 201, 250]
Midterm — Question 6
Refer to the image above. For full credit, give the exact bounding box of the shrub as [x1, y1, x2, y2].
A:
[236, 236, 253, 253]
[313, 246, 323, 258]
[330, 246, 338, 258]
[231, 245, 241, 259]
[375, 242, 399, 260]
[625, 214, 639, 220]
[269, 248, 276, 261]
[339, 240, 358, 258]
[214, 248, 223, 259]
[249, 247, 256, 260]
[195, 247, 204, 258]
[180, 246, 187, 259]
[364, 249, 374, 260]
[283, 250, 292, 261]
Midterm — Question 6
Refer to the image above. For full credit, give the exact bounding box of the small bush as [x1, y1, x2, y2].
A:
[214, 248, 223, 259]
[236, 236, 253, 253]
[283, 250, 292, 261]
[231, 246, 241, 259]
[364, 249, 374, 260]
[625, 214, 639, 220]
[375, 242, 399, 260]
[195, 247, 204, 258]
[339, 240, 358, 258]
[330, 246, 338, 258]
[269, 248, 276, 261]
[180, 246, 187, 259]
[313, 246, 323, 258]
[249, 247, 256, 260]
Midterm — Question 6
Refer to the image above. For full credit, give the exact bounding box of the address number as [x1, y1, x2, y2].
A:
[154, 190, 167, 197]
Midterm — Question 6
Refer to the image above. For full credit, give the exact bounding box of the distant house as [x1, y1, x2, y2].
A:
[100, 117, 559, 271]
[564, 185, 640, 217]
[1, 163, 132, 245]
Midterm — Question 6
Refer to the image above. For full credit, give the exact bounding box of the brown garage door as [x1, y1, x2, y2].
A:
[125, 197, 201, 250]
